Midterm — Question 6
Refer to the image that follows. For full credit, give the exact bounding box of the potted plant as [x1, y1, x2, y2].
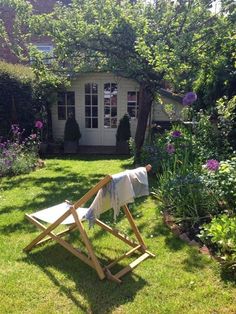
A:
[116, 114, 131, 154]
[64, 115, 81, 153]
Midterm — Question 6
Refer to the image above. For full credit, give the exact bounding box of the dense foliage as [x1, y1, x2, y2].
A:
[1, 0, 235, 156]
[200, 214, 236, 270]
[0, 61, 35, 137]
[140, 94, 236, 271]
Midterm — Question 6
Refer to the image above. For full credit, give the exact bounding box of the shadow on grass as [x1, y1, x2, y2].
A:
[22, 243, 148, 314]
[0, 172, 106, 235]
[220, 267, 236, 285]
[182, 247, 212, 272]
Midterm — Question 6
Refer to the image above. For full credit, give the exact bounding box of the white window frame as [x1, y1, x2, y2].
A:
[34, 43, 54, 64]
[127, 91, 139, 119]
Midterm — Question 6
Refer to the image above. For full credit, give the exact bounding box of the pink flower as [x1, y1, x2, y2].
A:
[166, 143, 175, 154]
[205, 159, 219, 171]
[35, 120, 43, 129]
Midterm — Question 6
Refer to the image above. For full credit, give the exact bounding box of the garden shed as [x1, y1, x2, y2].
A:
[51, 72, 183, 146]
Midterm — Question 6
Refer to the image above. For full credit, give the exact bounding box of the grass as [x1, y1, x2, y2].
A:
[0, 155, 235, 314]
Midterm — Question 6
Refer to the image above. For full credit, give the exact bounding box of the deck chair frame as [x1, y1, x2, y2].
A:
[23, 175, 155, 283]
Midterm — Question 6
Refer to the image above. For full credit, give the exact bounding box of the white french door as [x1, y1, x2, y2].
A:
[80, 81, 118, 146]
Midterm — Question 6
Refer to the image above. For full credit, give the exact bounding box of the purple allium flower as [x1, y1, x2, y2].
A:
[205, 159, 219, 171]
[35, 120, 43, 129]
[171, 130, 182, 138]
[166, 143, 175, 154]
[182, 92, 197, 106]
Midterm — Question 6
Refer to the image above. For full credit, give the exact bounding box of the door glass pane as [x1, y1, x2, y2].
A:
[111, 118, 117, 128]
[92, 83, 98, 94]
[92, 118, 98, 128]
[104, 106, 110, 116]
[85, 118, 91, 128]
[92, 107, 98, 117]
[92, 95, 98, 106]
[111, 107, 117, 117]
[85, 83, 90, 94]
[85, 106, 91, 117]
[85, 95, 91, 106]
[104, 118, 110, 128]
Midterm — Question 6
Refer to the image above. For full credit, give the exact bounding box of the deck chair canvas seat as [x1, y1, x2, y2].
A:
[23, 166, 155, 283]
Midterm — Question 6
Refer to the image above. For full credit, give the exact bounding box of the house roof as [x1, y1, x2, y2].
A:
[158, 88, 182, 103]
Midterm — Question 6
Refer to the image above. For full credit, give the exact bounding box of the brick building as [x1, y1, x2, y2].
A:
[0, 0, 71, 63]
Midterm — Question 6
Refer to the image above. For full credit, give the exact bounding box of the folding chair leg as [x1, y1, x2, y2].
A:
[71, 207, 106, 280]
[122, 205, 147, 251]
[24, 208, 73, 252]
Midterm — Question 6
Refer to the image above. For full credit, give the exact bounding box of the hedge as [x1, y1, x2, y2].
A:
[0, 61, 35, 138]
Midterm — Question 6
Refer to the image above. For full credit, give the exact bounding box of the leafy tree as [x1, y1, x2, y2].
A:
[1, 0, 235, 158]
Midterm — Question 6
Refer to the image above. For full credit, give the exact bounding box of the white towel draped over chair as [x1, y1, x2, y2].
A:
[85, 167, 149, 224]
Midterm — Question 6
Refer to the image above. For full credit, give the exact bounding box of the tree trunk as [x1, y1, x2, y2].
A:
[134, 82, 154, 161]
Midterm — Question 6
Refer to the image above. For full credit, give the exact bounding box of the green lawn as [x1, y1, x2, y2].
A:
[0, 156, 235, 314]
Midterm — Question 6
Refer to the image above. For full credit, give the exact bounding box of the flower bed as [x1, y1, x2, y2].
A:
[0, 123, 42, 177]
[139, 92, 236, 273]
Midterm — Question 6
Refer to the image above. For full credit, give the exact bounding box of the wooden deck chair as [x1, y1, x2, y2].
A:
[23, 166, 155, 283]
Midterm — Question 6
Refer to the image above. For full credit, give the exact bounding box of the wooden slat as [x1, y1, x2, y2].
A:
[70, 206, 106, 280]
[95, 219, 142, 251]
[123, 205, 146, 250]
[115, 252, 150, 279]
[106, 245, 141, 270]
[104, 268, 122, 284]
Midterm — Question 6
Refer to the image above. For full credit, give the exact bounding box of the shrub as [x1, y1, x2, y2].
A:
[140, 122, 196, 173]
[0, 61, 35, 137]
[202, 157, 236, 212]
[0, 124, 40, 177]
[199, 214, 236, 270]
[116, 114, 131, 142]
[64, 116, 81, 142]
[192, 110, 232, 162]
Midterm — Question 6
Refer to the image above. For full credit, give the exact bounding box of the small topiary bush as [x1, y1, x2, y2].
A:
[116, 114, 131, 142]
[64, 116, 81, 142]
